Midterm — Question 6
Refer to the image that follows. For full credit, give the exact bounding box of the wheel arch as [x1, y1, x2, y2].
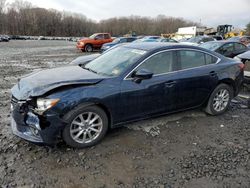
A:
[218, 78, 236, 96]
[62, 101, 113, 129]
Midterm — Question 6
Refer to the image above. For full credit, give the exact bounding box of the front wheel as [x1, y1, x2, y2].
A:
[63, 105, 108, 148]
[205, 84, 233, 115]
[84, 44, 93, 52]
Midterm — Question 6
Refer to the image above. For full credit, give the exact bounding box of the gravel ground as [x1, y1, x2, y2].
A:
[0, 40, 250, 188]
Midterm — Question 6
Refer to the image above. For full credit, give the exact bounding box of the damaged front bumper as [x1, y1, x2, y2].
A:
[11, 96, 66, 146]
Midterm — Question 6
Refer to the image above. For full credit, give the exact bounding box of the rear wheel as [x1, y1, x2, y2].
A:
[63, 105, 108, 148]
[205, 84, 233, 115]
[84, 44, 93, 52]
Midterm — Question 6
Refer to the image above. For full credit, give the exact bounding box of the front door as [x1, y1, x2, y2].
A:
[119, 50, 178, 122]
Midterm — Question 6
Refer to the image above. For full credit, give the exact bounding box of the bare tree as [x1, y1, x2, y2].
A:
[0, 0, 200, 37]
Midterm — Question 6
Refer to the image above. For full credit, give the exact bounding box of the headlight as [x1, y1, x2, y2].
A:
[80, 42, 85, 45]
[36, 98, 60, 113]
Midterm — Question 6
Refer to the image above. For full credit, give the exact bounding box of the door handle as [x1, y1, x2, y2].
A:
[209, 71, 217, 77]
[165, 81, 176, 88]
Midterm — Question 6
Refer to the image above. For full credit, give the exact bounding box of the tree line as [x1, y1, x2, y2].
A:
[0, 0, 200, 37]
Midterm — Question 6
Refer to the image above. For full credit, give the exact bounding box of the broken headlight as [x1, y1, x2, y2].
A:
[36, 98, 60, 113]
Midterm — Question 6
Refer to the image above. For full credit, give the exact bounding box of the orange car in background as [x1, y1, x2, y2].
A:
[77, 33, 113, 52]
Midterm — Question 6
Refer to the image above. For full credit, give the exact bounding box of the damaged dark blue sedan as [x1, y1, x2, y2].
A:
[11, 43, 244, 148]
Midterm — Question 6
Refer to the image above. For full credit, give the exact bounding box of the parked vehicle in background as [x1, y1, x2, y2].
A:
[227, 36, 250, 46]
[38, 36, 46, 40]
[157, 38, 178, 43]
[0, 35, 10, 42]
[133, 36, 161, 43]
[101, 37, 137, 52]
[10, 35, 27, 40]
[76, 33, 113, 52]
[181, 36, 216, 46]
[211, 35, 223, 41]
[199, 41, 248, 58]
[178, 38, 189, 42]
[143, 36, 161, 40]
[70, 53, 101, 66]
[11, 43, 244, 148]
[234, 51, 250, 83]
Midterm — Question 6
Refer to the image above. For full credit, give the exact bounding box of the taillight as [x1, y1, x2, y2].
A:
[238, 63, 245, 70]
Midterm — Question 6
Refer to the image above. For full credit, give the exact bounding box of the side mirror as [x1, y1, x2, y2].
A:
[132, 69, 153, 83]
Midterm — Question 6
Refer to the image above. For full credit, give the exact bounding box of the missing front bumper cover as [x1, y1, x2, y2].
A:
[11, 116, 43, 143]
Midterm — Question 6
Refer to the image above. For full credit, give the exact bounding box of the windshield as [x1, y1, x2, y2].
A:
[85, 47, 147, 76]
[199, 42, 221, 51]
[89, 34, 98, 39]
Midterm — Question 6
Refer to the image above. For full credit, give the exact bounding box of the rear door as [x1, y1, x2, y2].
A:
[173, 49, 219, 109]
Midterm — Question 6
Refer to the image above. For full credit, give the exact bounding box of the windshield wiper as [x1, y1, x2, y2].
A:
[83, 67, 98, 74]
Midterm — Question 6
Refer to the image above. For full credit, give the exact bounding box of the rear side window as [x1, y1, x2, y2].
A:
[234, 43, 247, 50]
[205, 54, 218, 64]
[178, 50, 217, 69]
[137, 51, 175, 75]
[179, 50, 205, 69]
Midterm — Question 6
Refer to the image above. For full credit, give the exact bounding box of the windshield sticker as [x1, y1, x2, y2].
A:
[131, 49, 146, 55]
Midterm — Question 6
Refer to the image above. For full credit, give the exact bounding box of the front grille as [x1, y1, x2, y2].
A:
[11, 96, 19, 107]
[11, 96, 27, 108]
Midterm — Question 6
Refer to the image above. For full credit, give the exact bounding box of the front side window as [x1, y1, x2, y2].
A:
[178, 50, 207, 69]
[95, 34, 104, 40]
[136, 51, 175, 75]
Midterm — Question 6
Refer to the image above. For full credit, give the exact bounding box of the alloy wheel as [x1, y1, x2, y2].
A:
[70, 112, 103, 144]
[212, 89, 230, 112]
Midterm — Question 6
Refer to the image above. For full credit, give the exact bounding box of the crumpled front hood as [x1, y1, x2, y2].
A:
[11, 66, 106, 100]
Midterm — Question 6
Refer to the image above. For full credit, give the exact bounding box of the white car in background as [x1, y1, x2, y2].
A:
[181, 36, 216, 46]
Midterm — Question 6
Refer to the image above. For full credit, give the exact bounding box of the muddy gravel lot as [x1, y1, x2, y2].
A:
[0, 40, 250, 188]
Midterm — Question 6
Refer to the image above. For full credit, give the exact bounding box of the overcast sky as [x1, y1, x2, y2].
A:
[7, 0, 250, 28]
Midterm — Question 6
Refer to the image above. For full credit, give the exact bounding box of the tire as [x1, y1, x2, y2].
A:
[63, 105, 108, 148]
[205, 83, 233, 115]
[84, 44, 93, 52]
